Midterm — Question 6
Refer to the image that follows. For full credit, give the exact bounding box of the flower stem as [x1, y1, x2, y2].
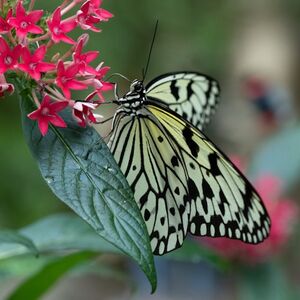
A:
[30, 32, 50, 43]
[45, 85, 66, 101]
[31, 90, 41, 107]
[29, 0, 36, 11]
[7, 31, 16, 46]
[61, 1, 79, 15]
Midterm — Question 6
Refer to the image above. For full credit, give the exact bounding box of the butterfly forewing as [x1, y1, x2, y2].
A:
[146, 72, 220, 130]
[107, 72, 270, 255]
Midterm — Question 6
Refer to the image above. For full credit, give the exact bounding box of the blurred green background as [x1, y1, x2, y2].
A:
[1, 0, 300, 299]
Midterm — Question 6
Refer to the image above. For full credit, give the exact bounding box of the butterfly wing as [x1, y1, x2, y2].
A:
[108, 103, 271, 255]
[145, 72, 220, 130]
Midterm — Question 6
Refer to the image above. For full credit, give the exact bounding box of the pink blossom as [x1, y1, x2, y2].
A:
[55, 61, 88, 99]
[47, 7, 77, 44]
[72, 101, 102, 127]
[77, 0, 113, 32]
[0, 9, 13, 34]
[89, 0, 113, 21]
[86, 64, 113, 101]
[199, 159, 298, 263]
[8, 1, 43, 39]
[0, 74, 14, 97]
[0, 37, 22, 73]
[73, 39, 99, 74]
[19, 46, 55, 80]
[27, 95, 68, 136]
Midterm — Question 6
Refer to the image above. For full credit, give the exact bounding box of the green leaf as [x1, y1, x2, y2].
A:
[0, 230, 38, 257]
[165, 238, 230, 270]
[0, 213, 120, 260]
[7, 251, 97, 300]
[18, 89, 156, 292]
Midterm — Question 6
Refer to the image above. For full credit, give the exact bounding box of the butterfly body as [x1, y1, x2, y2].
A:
[107, 72, 271, 255]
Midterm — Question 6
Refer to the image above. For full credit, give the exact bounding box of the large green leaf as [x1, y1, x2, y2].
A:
[165, 238, 230, 270]
[19, 88, 156, 292]
[7, 251, 97, 300]
[0, 231, 38, 257]
[0, 213, 120, 260]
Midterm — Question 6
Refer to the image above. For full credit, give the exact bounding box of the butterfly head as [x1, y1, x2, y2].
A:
[130, 80, 145, 94]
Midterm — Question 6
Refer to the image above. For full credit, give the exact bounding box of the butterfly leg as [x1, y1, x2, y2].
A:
[114, 82, 120, 100]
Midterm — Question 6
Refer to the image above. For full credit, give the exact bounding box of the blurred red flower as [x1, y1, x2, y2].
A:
[47, 7, 77, 44]
[200, 157, 298, 263]
[27, 95, 68, 136]
[19, 46, 55, 80]
[8, 1, 43, 38]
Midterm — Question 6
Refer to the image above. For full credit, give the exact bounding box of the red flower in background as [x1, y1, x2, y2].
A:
[27, 95, 68, 136]
[0, 75, 14, 97]
[87, 64, 113, 101]
[89, 0, 113, 21]
[0, 9, 13, 34]
[8, 1, 43, 38]
[200, 158, 298, 263]
[0, 38, 22, 73]
[73, 39, 99, 75]
[72, 101, 102, 127]
[55, 61, 88, 99]
[19, 46, 55, 80]
[47, 7, 77, 44]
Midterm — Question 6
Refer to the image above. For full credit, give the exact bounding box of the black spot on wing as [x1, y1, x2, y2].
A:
[182, 126, 200, 157]
[205, 79, 212, 99]
[144, 209, 151, 221]
[170, 80, 179, 101]
[171, 156, 179, 167]
[208, 153, 221, 176]
[158, 136, 164, 143]
[187, 80, 193, 99]
[187, 178, 199, 199]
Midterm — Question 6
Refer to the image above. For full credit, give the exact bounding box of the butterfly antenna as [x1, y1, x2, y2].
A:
[142, 20, 159, 83]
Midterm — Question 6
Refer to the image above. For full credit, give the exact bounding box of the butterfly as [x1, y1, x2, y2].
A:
[106, 71, 271, 255]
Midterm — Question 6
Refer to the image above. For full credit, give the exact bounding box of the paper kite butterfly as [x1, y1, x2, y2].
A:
[106, 71, 271, 255]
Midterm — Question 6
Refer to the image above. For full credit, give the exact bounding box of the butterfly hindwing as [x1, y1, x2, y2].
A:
[146, 72, 220, 130]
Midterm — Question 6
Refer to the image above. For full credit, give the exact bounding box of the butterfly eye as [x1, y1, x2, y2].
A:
[131, 81, 143, 92]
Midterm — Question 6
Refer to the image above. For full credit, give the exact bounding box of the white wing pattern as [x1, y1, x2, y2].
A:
[108, 102, 271, 255]
[146, 72, 220, 130]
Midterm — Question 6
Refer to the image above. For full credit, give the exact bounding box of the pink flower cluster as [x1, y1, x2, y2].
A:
[199, 157, 298, 264]
[0, 0, 113, 135]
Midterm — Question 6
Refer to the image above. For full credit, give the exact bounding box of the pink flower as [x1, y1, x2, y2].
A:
[86, 64, 113, 101]
[0, 9, 13, 34]
[47, 7, 77, 44]
[0, 37, 22, 73]
[19, 46, 55, 80]
[27, 95, 68, 136]
[199, 159, 298, 264]
[8, 1, 43, 39]
[72, 101, 102, 127]
[77, 0, 113, 32]
[89, 0, 113, 21]
[0, 76, 14, 97]
[72, 39, 99, 74]
[55, 61, 88, 99]
[77, 1, 102, 32]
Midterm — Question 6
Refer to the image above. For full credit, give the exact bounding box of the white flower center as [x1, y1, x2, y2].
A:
[41, 107, 50, 115]
[4, 56, 12, 65]
[53, 26, 61, 35]
[29, 63, 37, 70]
[20, 21, 28, 29]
